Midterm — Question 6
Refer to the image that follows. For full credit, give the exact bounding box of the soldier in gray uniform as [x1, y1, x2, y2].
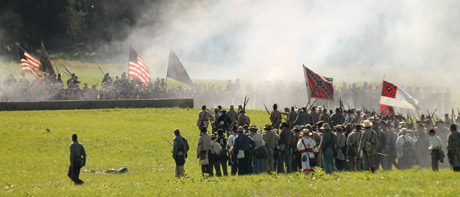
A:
[197, 126, 213, 176]
[197, 105, 214, 129]
[68, 134, 86, 185]
[270, 104, 282, 130]
[330, 108, 345, 127]
[347, 125, 362, 171]
[311, 107, 320, 126]
[227, 105, 238, 125]
[262, 124, 280, 172]
[288, 107, 298, 128]
[447, 124, 460, 171]
[358, 120, 378, 172]
[278, 122, 295, 173]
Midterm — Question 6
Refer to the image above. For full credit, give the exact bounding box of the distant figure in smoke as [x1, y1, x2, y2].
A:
[68, 134, 86, 185]
[18, 73, 29, 100]
[102, 73, 112, 86]
[270, 104, 282, 130]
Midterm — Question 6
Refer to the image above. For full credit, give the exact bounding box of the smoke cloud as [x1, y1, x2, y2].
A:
[118, 0, 460, 88]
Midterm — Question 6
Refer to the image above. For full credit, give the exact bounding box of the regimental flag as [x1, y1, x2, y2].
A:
[380, 104, 394, 115]
[19, 47, 43, 81]
[167, 50, 193, 86]
[380, 80, 420, 110]
[128, 47, 150, 86]
[39, 41, 55, 75]
[303, 65, 334, 100]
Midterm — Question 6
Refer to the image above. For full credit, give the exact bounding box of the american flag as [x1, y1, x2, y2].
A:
[19, 48, 43, 81]
[128, 47, 150, 86]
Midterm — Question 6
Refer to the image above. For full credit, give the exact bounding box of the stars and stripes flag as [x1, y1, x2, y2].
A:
[128, 47, 150, 86]
[380, 104, 394, 115]
[19, 47, 43, 81]
[303, 65, 334, 100]
[380, 80, 420, 110]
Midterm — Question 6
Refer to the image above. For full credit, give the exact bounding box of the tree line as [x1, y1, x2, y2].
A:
[0, 0, 150, 59]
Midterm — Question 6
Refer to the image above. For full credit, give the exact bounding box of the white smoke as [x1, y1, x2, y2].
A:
[120, 0, 460, 88]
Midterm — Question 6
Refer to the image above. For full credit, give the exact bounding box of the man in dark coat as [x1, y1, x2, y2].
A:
[173, 129, 189, 178]
[68, 134, 86, 185]
[232, 126, 255, 175]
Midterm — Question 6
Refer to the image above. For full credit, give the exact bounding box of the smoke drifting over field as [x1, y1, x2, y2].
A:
[122, 0, 460, 87]
[1, 1, 459, 111]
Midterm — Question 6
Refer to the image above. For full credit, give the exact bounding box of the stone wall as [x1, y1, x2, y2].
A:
[0, 99, 194, 111]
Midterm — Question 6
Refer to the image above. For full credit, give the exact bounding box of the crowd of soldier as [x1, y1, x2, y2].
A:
[1, 73, 453, 117]
[172, 104, 460, 178]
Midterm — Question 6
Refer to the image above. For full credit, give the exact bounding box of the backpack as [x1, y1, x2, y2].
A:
[182, 137, 189, 153]
[402, 136, 414, 154]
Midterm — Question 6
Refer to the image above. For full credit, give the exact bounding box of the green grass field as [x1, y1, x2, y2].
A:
[1, 108, 460, 196]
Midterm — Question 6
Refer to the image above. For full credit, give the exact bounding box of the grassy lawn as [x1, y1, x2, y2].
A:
[0, 108, 459, 196]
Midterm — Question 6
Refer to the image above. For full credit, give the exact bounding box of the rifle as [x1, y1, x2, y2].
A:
[63, 66, 72, 76]
[416, 110, 421, 119]
[431, 109, 437, 123]
[339, 97, 344, 111]
[161, 136, 173, 146]
[306, 99, 312, 109]
[452, 108, 456, 123]
[410, 111, 417, 122]
[242, 95, 249, 112]
[307, 99, 317, 113]
[264, 104, 271, 116]
[97, 64, 105, 78]
[206, 108, 215, 116]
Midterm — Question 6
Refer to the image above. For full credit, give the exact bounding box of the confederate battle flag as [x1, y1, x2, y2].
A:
[303, 65, 334, 100]
[380, 104, 394, 115]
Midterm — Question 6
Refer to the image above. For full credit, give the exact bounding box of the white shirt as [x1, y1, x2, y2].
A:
[228, 133, 238, 148]
[429, 135, 444, 150]
[297, 136, 318, 158]
[252, 132, 265, 149]
[210, 140, 222, 154]
[395, 134, 416, 148]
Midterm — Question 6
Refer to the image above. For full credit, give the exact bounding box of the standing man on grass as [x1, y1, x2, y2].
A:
[173, 129, 189, 178]
[68, 134, 86, 185]
[197, 126, 213, 176]
[447, 124, 460, 172]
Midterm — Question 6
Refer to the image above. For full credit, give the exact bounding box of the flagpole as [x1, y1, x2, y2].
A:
[303, 64, 312, 108]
